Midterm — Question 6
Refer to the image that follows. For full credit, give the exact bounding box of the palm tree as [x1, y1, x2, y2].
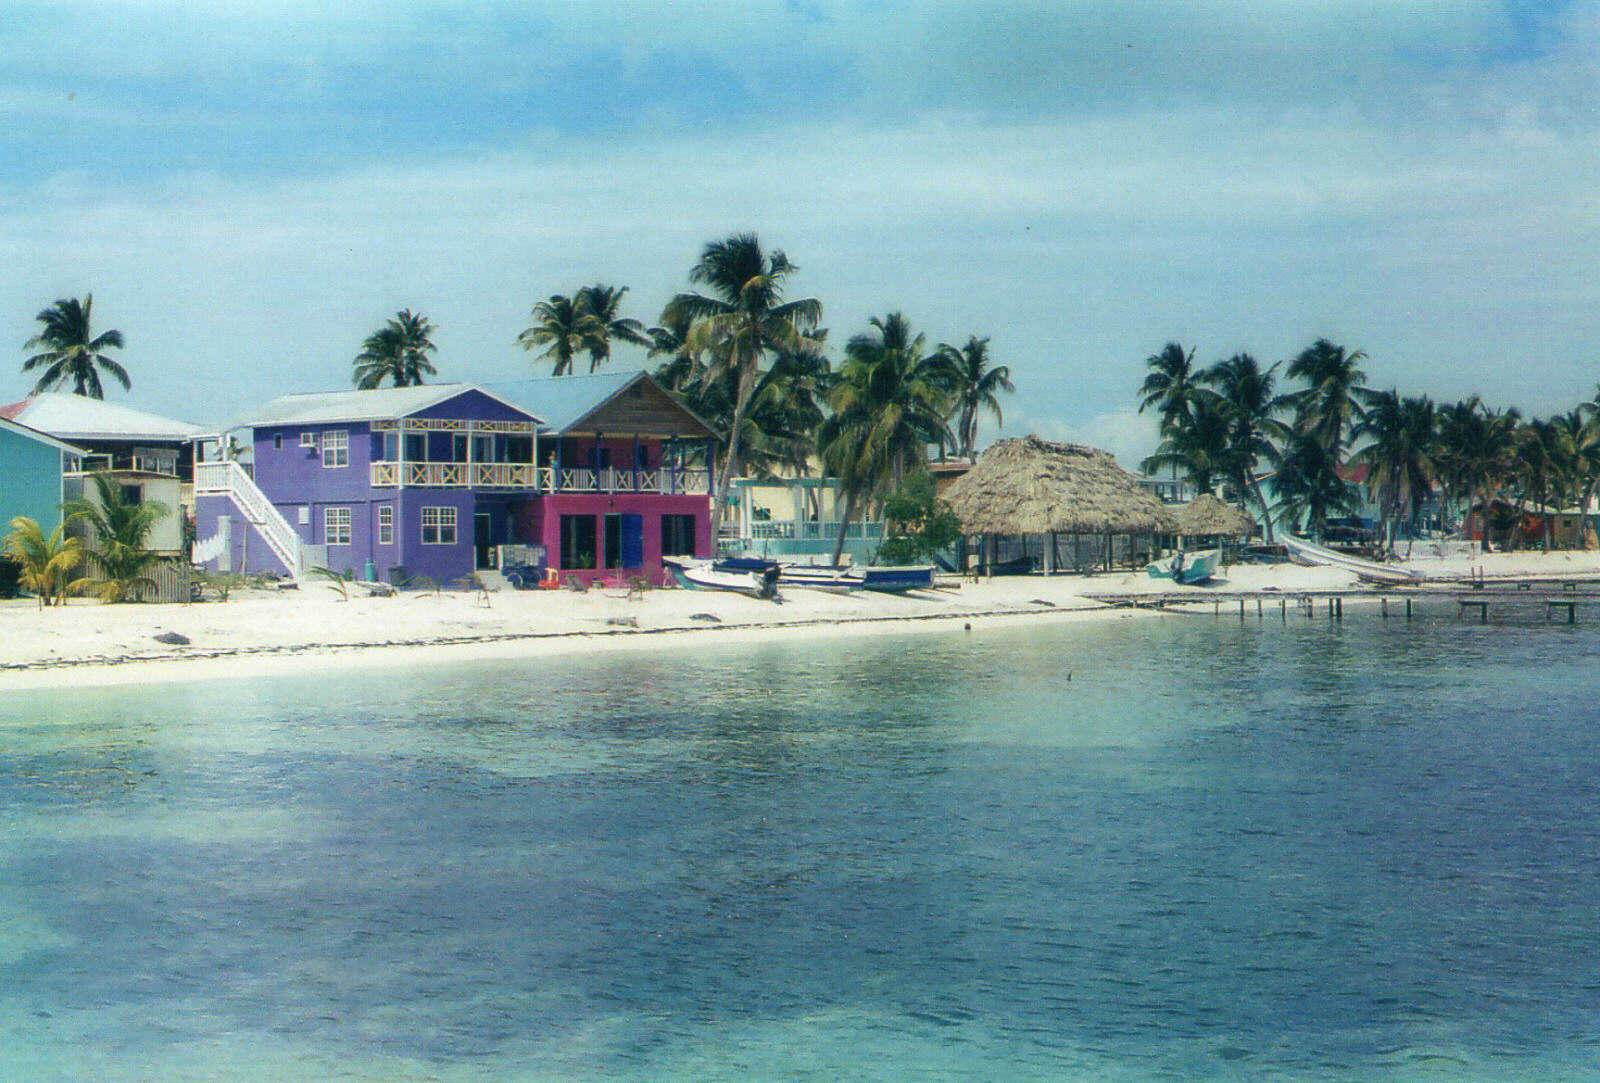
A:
[518, 294, 590, 376]
[1272, 430, 1361, 541]
[22, 295, 130, 398]
[62, 473, 172, 602]
[820, 312, 953, 565]
[352, 309, 438, 389]
[1351, 391, 1436, 555]
[1436, 397, 1520, 552]
[1285, 338, 1372, 455]
[1553, 405, 1600, 550]
[934, 335, 1013, 461]
[1141, 391, 1230, 496]
[1202, 353, 1290, 542]
[575, 284, 650, 373]
[3, 516, 87, 607]
[1137, 342, 1202, 472]
[663, 234, 823, 533]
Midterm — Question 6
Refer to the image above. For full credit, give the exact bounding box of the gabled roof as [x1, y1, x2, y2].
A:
[0, 392, 205, 442]
[486, 371, 717, 439]
[232, 383, 541, 428]
[0, 415, 85, 456]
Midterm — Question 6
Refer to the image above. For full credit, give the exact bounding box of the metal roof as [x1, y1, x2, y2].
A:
[485, 371, 717, 438]
[231, 383, 541, 428]
[0, 415, 86, 456]
[0, 392, 205, 442]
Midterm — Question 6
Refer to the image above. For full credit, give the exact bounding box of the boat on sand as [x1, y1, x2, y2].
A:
[1147, 549, 1220, 585]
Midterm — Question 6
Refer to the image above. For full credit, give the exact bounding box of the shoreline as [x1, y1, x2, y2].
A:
[4, 549, 1597, 692]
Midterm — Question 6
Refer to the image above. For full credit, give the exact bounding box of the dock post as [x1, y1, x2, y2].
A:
[1381, 598, 1388, 619]
[1239, 599, 1246, 621]
[1406, 599, 1413, 620]
[1335, 598, 1343, 620]
[1214, 601, 1220, 617]
[1257, 598, 1263, 618]
[1280, 598, 1287, 622]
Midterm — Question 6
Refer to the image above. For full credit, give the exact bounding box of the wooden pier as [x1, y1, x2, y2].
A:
[1085, 582, 1600, 624]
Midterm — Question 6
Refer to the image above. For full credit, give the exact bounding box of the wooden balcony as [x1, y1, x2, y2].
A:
[369, 462, 710, 494]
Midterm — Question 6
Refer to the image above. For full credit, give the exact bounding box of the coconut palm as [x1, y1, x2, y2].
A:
[61, 473, 172, 602]
[1141, 390, 1230, 496]
[1552, 406, 1600, 549]
[1273, 430, 1361, 541]
[22, 295, 130, 398]
[518, 294, 590, 377]
[3, 516, 87, 607]
[575, 284, 650, 373]
[934, 335, 1013, 461]
[820, 313, 953, 565]
[1436, 397, 1520, 552]
[663, 234, 823, 532]
[1285, 339, 1372, 455]
[1202, 353, 1291, 542]
[352, 309, 438, 389]
[1351, 391, 1436, 555]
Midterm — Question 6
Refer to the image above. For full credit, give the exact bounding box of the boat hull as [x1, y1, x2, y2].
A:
[780, 564, 865, 591]
[1148, 549, 1220, 584]
[858, 566, 936, 592]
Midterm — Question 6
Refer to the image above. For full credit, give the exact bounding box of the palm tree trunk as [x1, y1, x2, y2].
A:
[709, 351, 760, 537]
[831, 491, 858, 567]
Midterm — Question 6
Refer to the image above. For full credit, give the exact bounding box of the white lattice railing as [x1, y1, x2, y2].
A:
[193, 461, 304, 574]
[366, 461, 711, 495]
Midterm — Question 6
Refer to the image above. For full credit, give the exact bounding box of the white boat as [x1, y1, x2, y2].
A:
[1279, 533, 1425, 585]
[779, 563, 865, 591]
[664, 557, 781, 600]
[1147, 548, 1220, 585]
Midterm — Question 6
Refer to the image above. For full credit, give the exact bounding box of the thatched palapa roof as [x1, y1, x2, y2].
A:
[943, 435, 1178, 535]
[1175, 493, 1255, 538]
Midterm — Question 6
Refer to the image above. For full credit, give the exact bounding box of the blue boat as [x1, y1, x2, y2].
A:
[858, 565, 936, 592]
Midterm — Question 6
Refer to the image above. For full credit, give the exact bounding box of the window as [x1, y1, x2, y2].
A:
[324, 507, 351, 546]
[322, 430, 349, 468]
[381, 431, 399, 461]
[378, 506, 394, 546]
[120, 484, 143, 506]
[273, 434, 283, 450]
[560, 514, 597, 569]
[421, 506, 457, 545]
[661, 514, 696, 557]
[299, 432, 316, 448]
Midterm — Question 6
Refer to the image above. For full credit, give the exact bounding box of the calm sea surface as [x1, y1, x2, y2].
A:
[2, 608, 1598, 1081]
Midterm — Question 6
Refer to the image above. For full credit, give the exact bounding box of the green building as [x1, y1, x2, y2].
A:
[0, 416, 82, 533]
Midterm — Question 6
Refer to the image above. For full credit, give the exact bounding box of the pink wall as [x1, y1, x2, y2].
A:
[516, 493, 710, 586]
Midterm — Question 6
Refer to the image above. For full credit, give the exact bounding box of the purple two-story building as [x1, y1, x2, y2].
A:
[193, 373, 717, 588]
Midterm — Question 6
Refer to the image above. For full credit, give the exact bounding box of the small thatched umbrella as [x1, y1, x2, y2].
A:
[1175, 494, 1255, 540]
[943, 435, 1178, 573]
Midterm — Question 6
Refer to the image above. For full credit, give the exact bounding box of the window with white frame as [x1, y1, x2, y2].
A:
[324, 506, 352, 546]
[421, 506, 457, 545]
[299, 432, 317, 448]
[378, 505, 394, 546]
[321, 429, 349, 468]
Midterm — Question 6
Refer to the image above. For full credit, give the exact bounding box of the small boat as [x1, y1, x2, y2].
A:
[664, 557, 781, 599]
[1279, 533, 1425, 586]
[1148, 549, 1220, 585]
[779, 563, 865, 591]
[858, 565, 936, 592]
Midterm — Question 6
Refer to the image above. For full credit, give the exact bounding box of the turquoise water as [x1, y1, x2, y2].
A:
[2, 611, 1598, 1081]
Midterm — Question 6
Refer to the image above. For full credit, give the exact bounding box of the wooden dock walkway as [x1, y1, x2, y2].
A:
[1084, 584, 1600, 623]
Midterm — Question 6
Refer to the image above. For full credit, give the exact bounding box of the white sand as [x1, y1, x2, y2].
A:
[3, 548, 1597, 691]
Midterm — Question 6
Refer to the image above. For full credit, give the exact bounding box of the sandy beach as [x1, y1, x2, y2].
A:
[5, 548, 1598, 692]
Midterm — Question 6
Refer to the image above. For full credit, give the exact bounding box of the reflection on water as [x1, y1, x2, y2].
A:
[2, 612, 1599, 1081]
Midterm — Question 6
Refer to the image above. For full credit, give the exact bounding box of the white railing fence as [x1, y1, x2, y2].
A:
[194, 461, 305, 576]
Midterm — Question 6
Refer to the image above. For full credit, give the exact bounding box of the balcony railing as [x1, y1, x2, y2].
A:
[370, 462, 710, 495]
[748, 520, 885, 541]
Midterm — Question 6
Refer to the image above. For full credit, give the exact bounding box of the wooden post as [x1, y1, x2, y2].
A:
[1381, 598, 1388, 619]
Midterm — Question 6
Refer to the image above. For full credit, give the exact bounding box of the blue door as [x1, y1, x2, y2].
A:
[621, 514, 644, 568]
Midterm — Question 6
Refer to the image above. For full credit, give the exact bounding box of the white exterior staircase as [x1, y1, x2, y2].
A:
[193, 461, 313, 578]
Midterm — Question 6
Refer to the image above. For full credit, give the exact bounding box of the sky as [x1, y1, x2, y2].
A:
[1, 0, 1596, 465]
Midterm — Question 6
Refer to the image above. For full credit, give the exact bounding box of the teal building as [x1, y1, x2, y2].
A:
[0, 416, 82, 533]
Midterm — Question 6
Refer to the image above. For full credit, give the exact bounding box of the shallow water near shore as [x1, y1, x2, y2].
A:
[2, 609, 1598, 1081]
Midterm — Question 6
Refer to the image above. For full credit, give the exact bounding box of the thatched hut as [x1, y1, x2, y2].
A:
[1175, 494, 1255, 541]
[943, 435, 1178, 573]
